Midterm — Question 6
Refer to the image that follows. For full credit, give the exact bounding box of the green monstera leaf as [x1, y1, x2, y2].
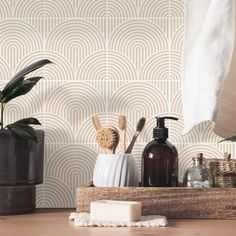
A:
[0, 59, 52, 142]
[219, 135, 236, 143]
[6, 118, 41, 143]
[2, 59, 52, 102]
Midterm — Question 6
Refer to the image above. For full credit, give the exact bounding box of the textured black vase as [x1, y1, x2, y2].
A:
[0, 130, 44, 215]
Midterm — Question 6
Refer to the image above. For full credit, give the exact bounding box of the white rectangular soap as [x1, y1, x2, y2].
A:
[90, 200, 141, 222]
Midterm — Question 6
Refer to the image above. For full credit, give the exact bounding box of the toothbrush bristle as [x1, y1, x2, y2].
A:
[119, 115, 127, 130]
[136, 117, 146, 132]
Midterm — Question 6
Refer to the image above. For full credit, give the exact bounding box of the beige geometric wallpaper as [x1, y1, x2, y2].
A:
[0, 0, 235, 207]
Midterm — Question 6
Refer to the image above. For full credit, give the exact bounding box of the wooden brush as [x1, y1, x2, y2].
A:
[92, 115, 102, 131]
[96, 126, 119, 154]
[125, 117, 146, 154]
[91, 116, 119, 154]
[118, 115, 127, 154]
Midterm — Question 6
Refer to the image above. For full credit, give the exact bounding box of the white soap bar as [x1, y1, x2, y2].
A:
[90, 200, 141, 222]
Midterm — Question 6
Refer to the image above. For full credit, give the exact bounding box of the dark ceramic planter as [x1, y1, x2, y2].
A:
[0, 185, 35, 215]
[0, 130, 44, 215]
[0, 130, 44, 185]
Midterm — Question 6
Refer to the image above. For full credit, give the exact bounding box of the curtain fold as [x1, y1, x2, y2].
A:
[182, 0, 235, 135]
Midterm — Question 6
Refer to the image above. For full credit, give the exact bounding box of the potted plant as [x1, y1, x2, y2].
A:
[220, 135, 236, 142]
[0, 59, 52, 215]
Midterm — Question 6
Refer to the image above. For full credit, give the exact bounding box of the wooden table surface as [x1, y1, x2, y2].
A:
[0, 209, 236, 236]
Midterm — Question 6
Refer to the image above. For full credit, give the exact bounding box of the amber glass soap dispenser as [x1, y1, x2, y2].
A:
[141, 116, 178, 187]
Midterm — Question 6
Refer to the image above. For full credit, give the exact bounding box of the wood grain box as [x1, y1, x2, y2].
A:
[76, 187, 236, 219]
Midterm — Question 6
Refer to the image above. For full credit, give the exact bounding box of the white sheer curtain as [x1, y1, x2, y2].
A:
[182, 0, 235, 134]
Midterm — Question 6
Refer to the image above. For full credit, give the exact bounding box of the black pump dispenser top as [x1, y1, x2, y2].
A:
[153, 116, 178, 140]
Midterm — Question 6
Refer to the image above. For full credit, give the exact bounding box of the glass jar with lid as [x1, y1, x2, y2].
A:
[183, 153, 214, 188]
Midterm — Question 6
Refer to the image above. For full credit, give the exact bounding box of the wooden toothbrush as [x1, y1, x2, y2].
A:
[118, 115, 127, 154]
[91, 116, 119, 154]
[125, 117, 146, 154]
[92, 115, 102, 131]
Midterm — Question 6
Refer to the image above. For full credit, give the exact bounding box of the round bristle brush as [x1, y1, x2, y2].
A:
[125, 117, 146, 154]
[91, 116, 119, 154]
[96, 126, 119, 154]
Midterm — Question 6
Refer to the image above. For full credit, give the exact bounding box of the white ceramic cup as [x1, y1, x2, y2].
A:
[93, 154, 139, 187]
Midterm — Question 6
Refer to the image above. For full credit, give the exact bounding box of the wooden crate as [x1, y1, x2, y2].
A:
[77, 187, 236, 219]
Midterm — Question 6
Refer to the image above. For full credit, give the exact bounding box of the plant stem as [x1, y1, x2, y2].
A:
[1, 102, 4, 129]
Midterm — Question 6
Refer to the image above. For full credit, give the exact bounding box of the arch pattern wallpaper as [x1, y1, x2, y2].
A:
[0, 0, 235, 207]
